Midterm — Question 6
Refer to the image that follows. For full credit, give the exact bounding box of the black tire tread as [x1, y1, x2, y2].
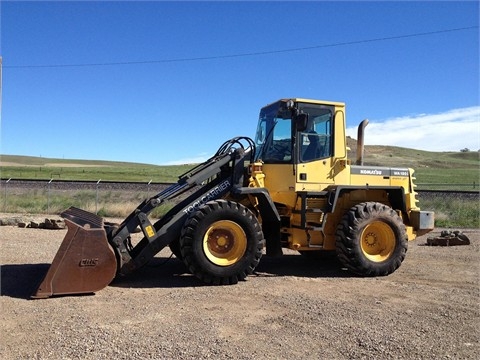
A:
[180, 199, 264, 285]
[335, 201, 408, 276]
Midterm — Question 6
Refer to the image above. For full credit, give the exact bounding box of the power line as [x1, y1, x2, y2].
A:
[4, 26, 478, 69]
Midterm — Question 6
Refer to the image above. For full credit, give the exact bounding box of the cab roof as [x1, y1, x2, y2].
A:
[263, 98, 346, 108]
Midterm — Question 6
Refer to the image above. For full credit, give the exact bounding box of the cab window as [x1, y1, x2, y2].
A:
[298, 106, 333, 162]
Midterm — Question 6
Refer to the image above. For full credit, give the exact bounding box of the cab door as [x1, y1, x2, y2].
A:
[295, 104, 337, 191]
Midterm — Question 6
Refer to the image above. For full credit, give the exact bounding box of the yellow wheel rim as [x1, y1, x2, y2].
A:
[203, 220, 247, 266]
[360, 221, 396, 262]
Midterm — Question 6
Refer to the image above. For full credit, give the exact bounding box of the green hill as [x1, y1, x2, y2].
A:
[0, 154, 192, 183]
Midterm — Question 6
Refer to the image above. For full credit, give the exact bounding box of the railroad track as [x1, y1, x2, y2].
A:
[0, 179, 172, 192]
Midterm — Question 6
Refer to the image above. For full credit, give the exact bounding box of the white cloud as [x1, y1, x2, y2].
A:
[162, 152, 211, 166]
[346, 106, 480, 152]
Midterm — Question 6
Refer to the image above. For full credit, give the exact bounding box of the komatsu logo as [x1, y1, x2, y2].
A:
[360, 169, 383, 175]
[183, 180, 231, 215]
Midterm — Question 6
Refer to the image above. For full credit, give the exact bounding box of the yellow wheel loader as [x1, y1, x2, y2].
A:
[32, 98, 434, 298]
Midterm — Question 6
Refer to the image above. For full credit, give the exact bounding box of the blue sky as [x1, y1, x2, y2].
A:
[1, 1, 479, 165]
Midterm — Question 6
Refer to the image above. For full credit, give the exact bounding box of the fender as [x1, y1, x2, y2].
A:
[232, 186, 282, 256]
[232, 186, 280, 222]
[328, 185, 408, 214]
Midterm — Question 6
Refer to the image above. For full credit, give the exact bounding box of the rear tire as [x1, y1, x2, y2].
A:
[335, 202, 407, 276]
[180, 200, 264, 285]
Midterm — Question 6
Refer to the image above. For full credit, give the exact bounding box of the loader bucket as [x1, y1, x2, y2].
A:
[32, 207, 117, 299]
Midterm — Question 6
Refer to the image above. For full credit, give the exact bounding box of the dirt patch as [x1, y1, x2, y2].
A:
[1, 224, 479, 359]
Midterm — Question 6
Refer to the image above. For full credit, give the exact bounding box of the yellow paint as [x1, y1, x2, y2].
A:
[145, 225, 155, 238]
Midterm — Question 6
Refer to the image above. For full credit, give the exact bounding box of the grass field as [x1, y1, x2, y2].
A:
[1, 146, 479, 228]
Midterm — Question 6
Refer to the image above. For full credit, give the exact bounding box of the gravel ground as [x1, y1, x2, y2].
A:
[1, 214, 479, 360]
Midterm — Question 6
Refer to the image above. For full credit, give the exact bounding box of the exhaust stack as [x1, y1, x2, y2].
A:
[355, 119, 369, 166]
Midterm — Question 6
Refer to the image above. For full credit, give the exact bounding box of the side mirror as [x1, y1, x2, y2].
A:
[296, 113, 308, 132]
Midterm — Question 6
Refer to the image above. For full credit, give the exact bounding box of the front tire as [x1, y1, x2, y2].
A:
[180, 200, 264, 285]
[335, 202, 408, 276]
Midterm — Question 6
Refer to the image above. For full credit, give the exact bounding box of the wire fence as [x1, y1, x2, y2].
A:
[0, 179, 171, 215]
[1, 179, 478, 217]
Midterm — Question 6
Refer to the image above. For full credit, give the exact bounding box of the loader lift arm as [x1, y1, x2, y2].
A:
[107, 136, 257, 275]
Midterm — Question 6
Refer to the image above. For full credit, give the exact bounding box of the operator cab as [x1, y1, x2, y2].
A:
[254, 99, 335, 164]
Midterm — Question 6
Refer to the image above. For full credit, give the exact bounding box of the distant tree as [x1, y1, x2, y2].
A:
[460, 148, 470, 153]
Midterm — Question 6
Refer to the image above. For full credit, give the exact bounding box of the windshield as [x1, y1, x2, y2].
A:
[254, 101, 292, 163]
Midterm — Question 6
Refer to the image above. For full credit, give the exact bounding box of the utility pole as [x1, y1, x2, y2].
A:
[0, 56, 3, 125]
